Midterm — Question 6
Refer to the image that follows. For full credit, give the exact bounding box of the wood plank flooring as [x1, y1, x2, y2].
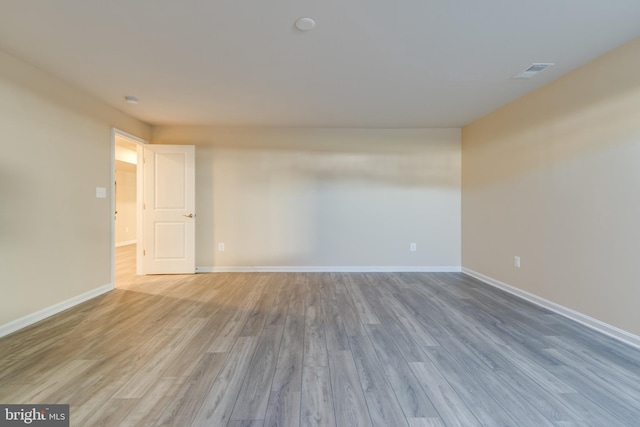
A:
[1, 244, 640, 426]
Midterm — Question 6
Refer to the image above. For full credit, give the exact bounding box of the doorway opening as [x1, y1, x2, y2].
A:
[111, 129, 146, 288]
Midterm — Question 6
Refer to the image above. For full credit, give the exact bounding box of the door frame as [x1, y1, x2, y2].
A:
[111, 128, 148, 285]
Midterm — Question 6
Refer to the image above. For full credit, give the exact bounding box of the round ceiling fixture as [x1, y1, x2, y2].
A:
[295, 17, 316, 31]
[124, 96, 139, 104]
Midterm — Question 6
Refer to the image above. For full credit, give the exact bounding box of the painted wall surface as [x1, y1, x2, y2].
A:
[462, 38, 640, 335]
[152, 127, 461, 268]
[0, 50, 150, 327]
[115, 161, 137, 245]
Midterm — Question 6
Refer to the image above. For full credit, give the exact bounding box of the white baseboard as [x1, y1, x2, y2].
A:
[115, 240, 136, 247]
[0, 283, 114, 339]
[462, 267, 640, 350]
[196, 266, 461, 273]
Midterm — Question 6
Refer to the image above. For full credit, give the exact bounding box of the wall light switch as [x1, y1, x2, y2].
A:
[514, 256, 521, 268]
[96, 187, 107, 198]
[218, 243, 225, 251]
[410, 243, 417, 252]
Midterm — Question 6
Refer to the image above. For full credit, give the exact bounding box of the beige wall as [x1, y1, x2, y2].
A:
[115, 161, 137, 245]
[0, 50, 150, 328]
[152, 127, 461, 268]
[462, 38, 640, 335]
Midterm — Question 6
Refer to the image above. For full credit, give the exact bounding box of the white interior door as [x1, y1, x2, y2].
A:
[142, 145, 195, 274]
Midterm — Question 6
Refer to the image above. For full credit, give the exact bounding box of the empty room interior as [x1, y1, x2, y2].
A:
[1, 1, 640, 426]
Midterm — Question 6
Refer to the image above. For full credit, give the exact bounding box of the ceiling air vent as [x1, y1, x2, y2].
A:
[512, 63, 554, 79]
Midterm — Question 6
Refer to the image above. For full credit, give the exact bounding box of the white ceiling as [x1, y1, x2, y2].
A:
[1, 0, 640, 128]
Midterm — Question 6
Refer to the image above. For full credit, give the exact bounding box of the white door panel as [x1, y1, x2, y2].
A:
[143, 145, 195, 274]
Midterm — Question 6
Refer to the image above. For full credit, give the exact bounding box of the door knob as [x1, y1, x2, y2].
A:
[183, 213, 194, 218]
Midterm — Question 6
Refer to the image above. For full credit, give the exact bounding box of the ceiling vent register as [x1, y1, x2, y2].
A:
[512, 63, 554, 79]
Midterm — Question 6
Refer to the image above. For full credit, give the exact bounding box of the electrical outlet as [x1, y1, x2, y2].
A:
[514, 256, 521, 268]
[218, 243, 225, 252]
[410, 243, 417, 252]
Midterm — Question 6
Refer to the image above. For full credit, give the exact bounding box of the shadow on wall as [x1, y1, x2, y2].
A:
[462, 58, 640, 189]
[0, 164, 20, 242]
[251, 148, 459, 188]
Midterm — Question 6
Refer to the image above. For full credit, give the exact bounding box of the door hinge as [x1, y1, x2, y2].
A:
[143, 249, 146, 256]
[143, 203, 146, 210]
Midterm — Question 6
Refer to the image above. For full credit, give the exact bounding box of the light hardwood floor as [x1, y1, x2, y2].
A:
[1, 244, 640, 426]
